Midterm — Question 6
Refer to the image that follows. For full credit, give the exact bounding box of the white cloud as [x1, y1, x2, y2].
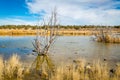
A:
[0, 18, 37, 25]
[26, 0, 120, 25]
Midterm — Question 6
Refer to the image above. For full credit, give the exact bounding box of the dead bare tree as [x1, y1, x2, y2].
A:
[32, 8, 59, 71]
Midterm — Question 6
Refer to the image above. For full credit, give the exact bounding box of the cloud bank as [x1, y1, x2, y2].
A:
[0, 18, 36, 25]
[26, 0, 120, 25]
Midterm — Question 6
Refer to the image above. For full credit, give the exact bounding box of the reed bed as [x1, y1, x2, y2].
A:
[96, 34, 120, 43]
[0, 29, 119, 36]
[94, 28, 120, 43]
[0, 55, 120, 80]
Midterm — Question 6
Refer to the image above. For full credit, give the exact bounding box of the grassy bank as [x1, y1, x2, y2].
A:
[0, 28, 120, 36]
[0, 54, 120, 80]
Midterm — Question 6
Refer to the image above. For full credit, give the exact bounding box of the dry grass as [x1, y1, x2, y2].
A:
[0, 28, 119, 36]
[0, 56, 4, 80]
[0, 54, 28, 80]
[0, 55, 120, 80]
[94, 28, 120, 43]
[96, 34, 120, 43]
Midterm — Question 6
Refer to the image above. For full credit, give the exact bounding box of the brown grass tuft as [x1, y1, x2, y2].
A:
[0, 55, 120, 80]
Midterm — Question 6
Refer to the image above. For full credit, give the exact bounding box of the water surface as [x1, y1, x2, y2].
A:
[0, 36, 120, 65]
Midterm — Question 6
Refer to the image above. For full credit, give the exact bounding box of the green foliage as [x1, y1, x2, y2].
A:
[114, 25, 120, 28]
[0, 25, 120, 30]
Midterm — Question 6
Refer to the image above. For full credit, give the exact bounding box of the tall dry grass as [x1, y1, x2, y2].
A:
[96, 34, 120, 43]
[0, 55, 120, 80]
[0, 54, 28, 80]
[50, 59, 110, 80]
[94, 28, 120, 43]
[0, 56, 4, 80]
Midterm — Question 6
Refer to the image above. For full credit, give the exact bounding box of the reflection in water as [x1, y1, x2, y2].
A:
[0, 36, 120, 65]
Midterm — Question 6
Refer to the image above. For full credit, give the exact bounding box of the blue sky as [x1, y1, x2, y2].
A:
[0, 0, 120, 25]
[0, 0, 37, 25]
[0, 0, 27, 17]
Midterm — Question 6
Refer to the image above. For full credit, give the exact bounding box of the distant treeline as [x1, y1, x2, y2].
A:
[0, 25, 120, 30]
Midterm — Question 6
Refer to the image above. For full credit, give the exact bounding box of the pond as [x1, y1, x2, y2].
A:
[0, 36, 120, 66]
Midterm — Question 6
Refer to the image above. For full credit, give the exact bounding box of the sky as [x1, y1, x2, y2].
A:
[0, 0, 120, 25]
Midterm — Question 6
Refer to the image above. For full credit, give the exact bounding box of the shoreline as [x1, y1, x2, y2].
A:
[0, 28, 120, 36]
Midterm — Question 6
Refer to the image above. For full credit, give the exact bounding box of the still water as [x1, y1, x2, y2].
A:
[0, 36, 120, 64]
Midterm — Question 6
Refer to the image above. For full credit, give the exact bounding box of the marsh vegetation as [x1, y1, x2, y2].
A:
[94, 28, 120, 43]
[0, 55, 120, 80]
[0, 25, 119, 36]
